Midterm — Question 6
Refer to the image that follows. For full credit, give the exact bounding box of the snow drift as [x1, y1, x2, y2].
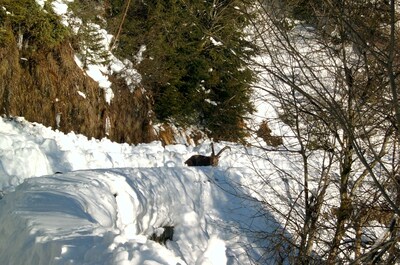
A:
[0, 117, 281, 264]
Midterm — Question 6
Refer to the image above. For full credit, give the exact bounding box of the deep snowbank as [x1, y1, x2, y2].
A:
[0, 117, 280, 264]
[0, 167, 271, 265]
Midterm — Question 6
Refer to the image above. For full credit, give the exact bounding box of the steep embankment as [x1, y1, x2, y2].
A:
[0, 1, 155, 144]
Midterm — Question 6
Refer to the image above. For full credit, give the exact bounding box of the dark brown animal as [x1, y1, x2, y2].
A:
[185, 143, 230, 166]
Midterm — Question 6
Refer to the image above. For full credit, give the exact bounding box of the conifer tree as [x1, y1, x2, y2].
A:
[68, 0, 110, 68]
[76, 23, 110, 69]
[107, 0, 257, 141]
[0, 0, 69, 49]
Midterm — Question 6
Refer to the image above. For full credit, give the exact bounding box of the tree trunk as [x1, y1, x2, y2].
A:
[327, 141, 353, 264]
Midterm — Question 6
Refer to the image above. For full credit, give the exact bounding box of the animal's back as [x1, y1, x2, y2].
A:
[185, 155, 211, 166]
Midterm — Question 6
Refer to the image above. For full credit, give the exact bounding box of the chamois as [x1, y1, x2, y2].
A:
[185, 143, 230, 167]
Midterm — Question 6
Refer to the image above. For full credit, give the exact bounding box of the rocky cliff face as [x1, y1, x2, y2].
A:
[0, 34, 156, 144]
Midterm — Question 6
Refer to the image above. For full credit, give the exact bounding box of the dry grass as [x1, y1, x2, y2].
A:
[0, 33, 157, 144]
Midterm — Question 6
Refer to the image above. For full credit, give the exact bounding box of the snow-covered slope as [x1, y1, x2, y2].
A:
[0, 117, 282, 265]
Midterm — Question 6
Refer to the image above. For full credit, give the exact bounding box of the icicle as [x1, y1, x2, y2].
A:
[105, 116, 111, 136]
[56, 112, 62, 128]
[17, 32, 23, 50]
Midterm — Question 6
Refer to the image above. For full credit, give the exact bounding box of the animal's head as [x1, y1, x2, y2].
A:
[210, 155, 219, 166]
[210, 143, 230, 166]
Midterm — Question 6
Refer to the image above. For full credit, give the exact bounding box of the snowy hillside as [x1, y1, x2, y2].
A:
[0, 117, 285, 265]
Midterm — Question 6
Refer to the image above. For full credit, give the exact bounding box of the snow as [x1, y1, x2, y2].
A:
[196, 236, 227, 265]
[3, 1, 391, 261]
[51, 0, 74, 27]
[35, 0, 45, 8]
[210, 37, 223, 46]
[47, 0, 141, 103]
[86, 64, 114, 102]
[0, 117, 283, 264]
[51, 0, 69, 16]
[77, 90, 87, 99]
